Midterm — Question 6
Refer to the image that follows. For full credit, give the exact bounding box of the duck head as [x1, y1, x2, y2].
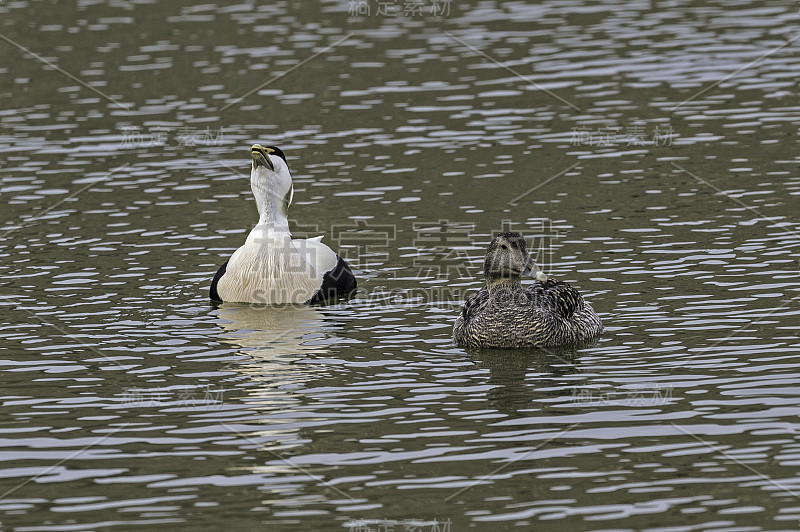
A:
[250, 144, 294, 224]
[484, 232, 548, 283]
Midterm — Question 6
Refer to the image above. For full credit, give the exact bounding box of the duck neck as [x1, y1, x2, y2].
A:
[255, 207, 291, 234]
[485, 274, 522, 295]
[252, 181, 291, 235]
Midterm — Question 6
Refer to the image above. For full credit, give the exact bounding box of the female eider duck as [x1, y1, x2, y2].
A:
[453, 232, 602, 349]
[210, 144, 356, 304]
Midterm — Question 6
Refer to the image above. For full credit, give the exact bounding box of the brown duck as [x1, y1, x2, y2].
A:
[453, 232, 603, 349]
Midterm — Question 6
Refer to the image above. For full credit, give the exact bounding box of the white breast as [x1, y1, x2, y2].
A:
[216, 228, 337, 304]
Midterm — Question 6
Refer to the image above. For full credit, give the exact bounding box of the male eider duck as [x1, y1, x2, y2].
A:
[453, 232, 602, 349]
[210, 144, 357, 304]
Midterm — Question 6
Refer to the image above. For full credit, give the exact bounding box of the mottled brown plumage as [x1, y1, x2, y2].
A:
[453, 232, 603, 349]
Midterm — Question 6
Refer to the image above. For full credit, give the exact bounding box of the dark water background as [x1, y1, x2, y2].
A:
[1, 0, 799, 530]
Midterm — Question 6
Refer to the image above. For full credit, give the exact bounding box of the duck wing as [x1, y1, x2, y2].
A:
[525, 279, 584, 319]
[295, 236, 357, 303]
[461, 287, 489, 321]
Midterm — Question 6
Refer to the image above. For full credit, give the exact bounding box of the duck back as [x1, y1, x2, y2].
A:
[453, 279, 602, 349]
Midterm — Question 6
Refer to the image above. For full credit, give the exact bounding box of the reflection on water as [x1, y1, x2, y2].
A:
[473, 347, 583, 415]
[0, 0, 799, 529]
[216, 303, 338, 352]
[215, 302, 340, 416]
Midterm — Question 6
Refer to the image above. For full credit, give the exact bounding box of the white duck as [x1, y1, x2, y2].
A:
[210, 144, 356, 304]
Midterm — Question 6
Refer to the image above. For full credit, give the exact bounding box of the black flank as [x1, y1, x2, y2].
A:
[307, 255, 357, 304]
[209, 260, 228, 301]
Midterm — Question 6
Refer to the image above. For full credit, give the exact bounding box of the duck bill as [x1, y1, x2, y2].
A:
[522, 256, 549, 282]
[250, 144, 274, 170]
